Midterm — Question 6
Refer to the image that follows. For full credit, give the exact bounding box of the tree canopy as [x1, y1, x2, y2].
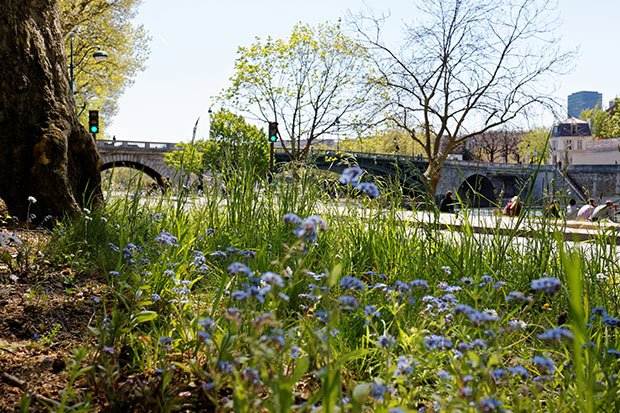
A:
[164, 109, 269, 180]
[581, 98, 620, 139]
[222, 22, 374, 159]
[59, 0, 149, 134]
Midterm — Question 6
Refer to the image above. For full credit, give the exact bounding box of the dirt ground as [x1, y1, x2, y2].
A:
[0, 228, 104, 412]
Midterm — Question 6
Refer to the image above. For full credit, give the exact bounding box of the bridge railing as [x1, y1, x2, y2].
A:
[96, 140, 179, 152]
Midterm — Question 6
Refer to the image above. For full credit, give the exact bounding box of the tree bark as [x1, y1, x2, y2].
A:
[0, 0, 102, 221]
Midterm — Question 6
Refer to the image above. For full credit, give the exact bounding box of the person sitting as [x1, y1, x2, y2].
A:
[439, 191, 455, 213]
[565, 198, 578, 220]
[503, 196, 522, 217]
[576, 198, 597, 221]
[591, 200, 615, 222]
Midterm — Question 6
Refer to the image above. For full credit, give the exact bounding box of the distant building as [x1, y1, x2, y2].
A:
[549, 117, 620, 165]
[567, 91, 602, 118]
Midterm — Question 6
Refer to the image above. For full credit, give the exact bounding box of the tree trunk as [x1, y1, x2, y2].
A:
[0, 0, 102, 221]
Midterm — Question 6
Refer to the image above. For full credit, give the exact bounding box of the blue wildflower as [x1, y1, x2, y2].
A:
[532, 356, 555, 374]
[109, 270, 119, 277]
[491, 368, 507, 380]
[364, 305, 381, 318]
[155, 231, 178, 246]
[478, 398, 504, 412]
[603, 315, 620, 328]
[339, 166, 363, 185]
[537, 327, 574, 342]
[293, 215, 327, 244]
[261, 271, 284, 287]
[377, 333, 396, 348]
[410, 279, 429, 290]
[242, 367, 261, 385]
[227, 262, 254, 276]
[340, 275, 366, 291]
[210, 250, 227, 258]
[108, 243, 120, 252]
[607, 349, 620, 358]
[394, 355, 414, 376]
[283, 212, 302, 225]
[218, 360, 233, 374]
[290, 345, 301, 359]
[591, 307, 607, 317]
[508, 365, 530, 379]
[151, 293, 161, 302]
[530, 277, 562, 294]
[369, 382, 390, 402]
[231, 290, 250, 301]
[437, 370, 452, 380]
[424, 335, 453, 350]
[506, 291, 528, 302]
[338, 295, 359, 310]
[355, 182, 380, 198]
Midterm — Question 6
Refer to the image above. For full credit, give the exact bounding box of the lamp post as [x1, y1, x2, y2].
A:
[69, 36, 108, 94]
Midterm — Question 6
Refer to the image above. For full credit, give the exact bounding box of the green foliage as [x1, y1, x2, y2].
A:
[41, 159, 620, 411]
[223, 21, 373, 158]
[581, 98, 620, 139]
[164, 109, 269, 178]
[339, 129, 426, 156]
[59, 0, 149, 132]
[516, 127, 550, 163]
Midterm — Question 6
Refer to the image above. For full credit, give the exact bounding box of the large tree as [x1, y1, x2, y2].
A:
[581, 98, 620, 139]
[58, 0, 149, 133]
[353, 0, 572, 197]
[222, 22, 374, 160]
[0, 0, 102, 219]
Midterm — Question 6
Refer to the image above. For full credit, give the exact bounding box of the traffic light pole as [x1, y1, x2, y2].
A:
[268, 141, 274, 183]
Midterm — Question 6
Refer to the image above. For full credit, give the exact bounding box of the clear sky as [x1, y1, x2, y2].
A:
[106, 0, 620, 143]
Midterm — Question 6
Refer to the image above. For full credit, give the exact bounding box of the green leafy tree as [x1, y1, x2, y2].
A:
[164, 109, 269, 179]
[222, 22, 374, 160]
[581, 98, 620, 138]
[59, 0, 149, 133]
[517, 128, 550, 164]
[352, 0, 573, 199]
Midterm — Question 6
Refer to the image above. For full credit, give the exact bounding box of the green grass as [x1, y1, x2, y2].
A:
[36, 162, 620, 412]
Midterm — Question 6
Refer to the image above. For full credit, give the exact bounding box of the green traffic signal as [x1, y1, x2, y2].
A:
[268, 121, 278, 142]
[88, 110, 99, 134]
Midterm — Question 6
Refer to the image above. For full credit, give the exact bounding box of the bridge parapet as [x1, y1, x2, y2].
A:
[97, 140, 179, 152]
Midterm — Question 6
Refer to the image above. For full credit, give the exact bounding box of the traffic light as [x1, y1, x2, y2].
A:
[268, 121, 278, 143]
[88, 110, 99, 134]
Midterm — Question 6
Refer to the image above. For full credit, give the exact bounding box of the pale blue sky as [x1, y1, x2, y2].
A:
[107, 0, 620, 142]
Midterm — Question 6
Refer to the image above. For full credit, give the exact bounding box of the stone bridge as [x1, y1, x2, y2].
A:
[97, 140, 180, 186]
[96, 140, 620, 205]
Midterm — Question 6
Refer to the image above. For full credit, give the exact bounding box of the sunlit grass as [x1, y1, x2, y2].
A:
[40, 161, 620, 412]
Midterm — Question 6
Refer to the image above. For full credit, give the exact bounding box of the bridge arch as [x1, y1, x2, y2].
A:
[100, 160, 168, 187]
[457, 174, 497, 207]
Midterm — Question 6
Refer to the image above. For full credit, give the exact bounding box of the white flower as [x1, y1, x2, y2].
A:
[596, 273, 609, 283]
[27, 196, 37, 204]
[441, 265, 452, 275]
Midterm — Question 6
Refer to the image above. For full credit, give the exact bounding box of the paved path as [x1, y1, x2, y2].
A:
[409, 210, 620, 244]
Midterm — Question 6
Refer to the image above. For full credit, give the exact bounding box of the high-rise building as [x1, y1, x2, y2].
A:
[567, 91, 602, 118]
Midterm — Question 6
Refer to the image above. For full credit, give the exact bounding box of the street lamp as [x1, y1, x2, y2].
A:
[69, 36, 108, 94]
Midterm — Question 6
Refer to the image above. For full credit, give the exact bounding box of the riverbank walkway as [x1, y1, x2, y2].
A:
[414, 211, 620, 244]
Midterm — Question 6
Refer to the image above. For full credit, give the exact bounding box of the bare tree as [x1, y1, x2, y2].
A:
[0, 0, 103, 219]
[352, 0, 572, 197]
[467, 130, 524, 163]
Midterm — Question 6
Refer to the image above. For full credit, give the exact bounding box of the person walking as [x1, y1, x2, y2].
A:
[576, 198, 597, 221]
